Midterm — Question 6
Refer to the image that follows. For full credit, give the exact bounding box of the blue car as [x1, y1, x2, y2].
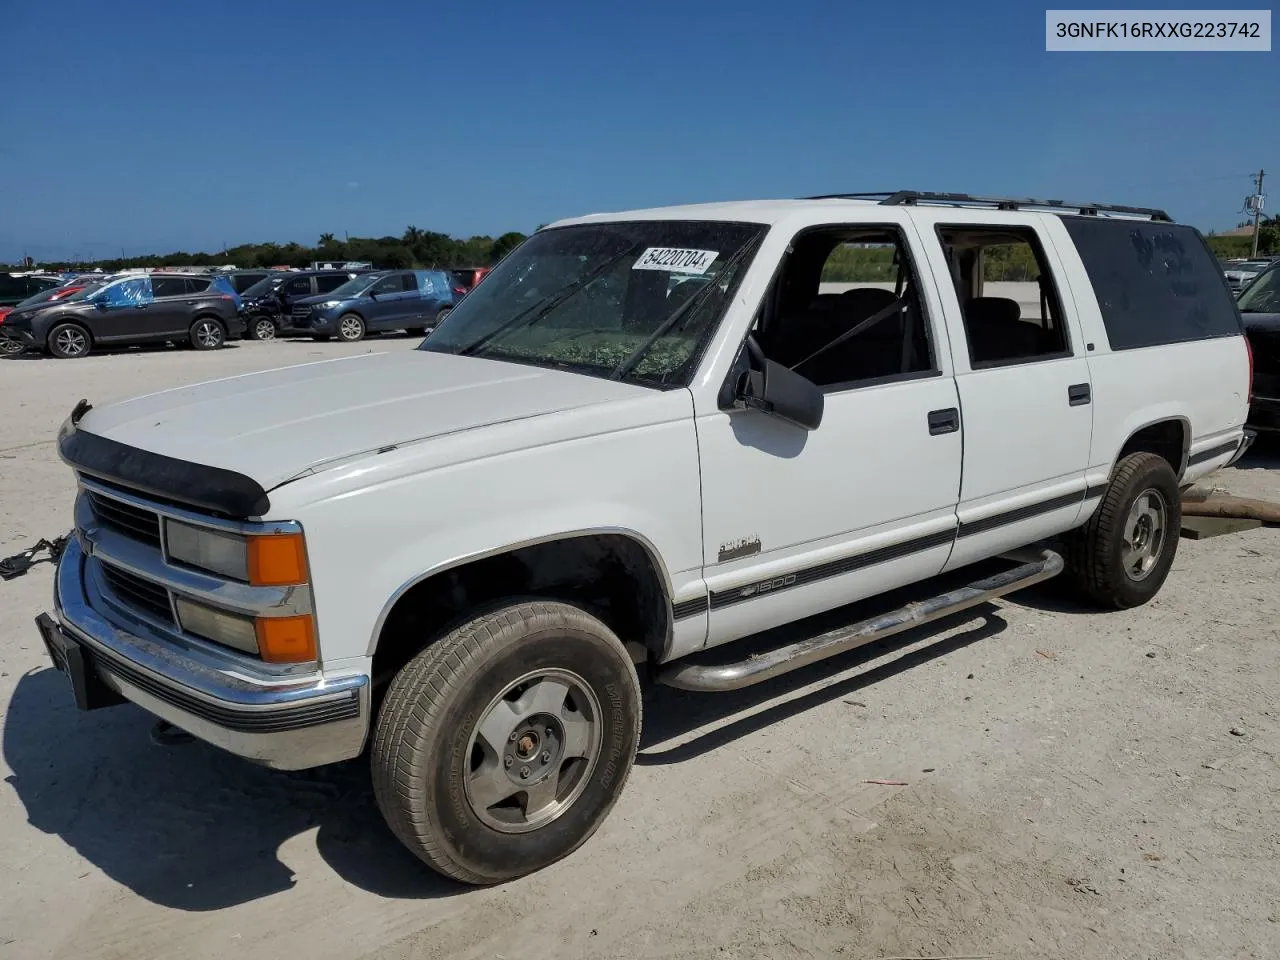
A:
[289, 269, 457, 342]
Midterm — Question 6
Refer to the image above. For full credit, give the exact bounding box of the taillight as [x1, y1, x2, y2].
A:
[453, 286, 466, 296]
[1245, 336, 1254, 403]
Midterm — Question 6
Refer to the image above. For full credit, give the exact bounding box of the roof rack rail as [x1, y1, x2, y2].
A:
[803, 191, 1173, 222]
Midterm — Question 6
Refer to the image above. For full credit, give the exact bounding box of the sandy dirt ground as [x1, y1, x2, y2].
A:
[1, 338, 1278, 960]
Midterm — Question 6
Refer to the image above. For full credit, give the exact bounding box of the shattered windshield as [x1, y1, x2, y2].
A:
[420, 220, 766, 387]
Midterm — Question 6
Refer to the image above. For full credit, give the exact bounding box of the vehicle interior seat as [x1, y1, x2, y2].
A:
[962, 296, 1049, 363]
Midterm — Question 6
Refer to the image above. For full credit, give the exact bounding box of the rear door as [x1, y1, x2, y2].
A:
[911, 211, 1094, 570]
[149, 276, 197, 335]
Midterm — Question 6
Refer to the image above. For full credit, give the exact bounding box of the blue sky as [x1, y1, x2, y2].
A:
[1, 0, 1276, 262]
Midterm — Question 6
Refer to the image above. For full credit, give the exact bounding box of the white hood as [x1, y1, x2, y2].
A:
[76, 350, 652, 489]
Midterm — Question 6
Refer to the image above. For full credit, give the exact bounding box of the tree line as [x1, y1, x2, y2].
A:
[7, 227, 531, 272]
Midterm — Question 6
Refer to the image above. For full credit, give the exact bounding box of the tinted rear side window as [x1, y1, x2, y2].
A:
[315, 274, 348, 293]
[1062, 218, 1241, 350]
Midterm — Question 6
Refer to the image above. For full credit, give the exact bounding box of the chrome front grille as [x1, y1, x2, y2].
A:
[99, 561, 175, 624]
[87, 491, 161, 546]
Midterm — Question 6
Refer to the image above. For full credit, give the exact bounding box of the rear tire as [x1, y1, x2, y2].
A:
[47, 322, 92, 359]
[371, 600, 642, 885]
[337, 313, 365, 342]
[190, 317, 226, 350]
[1064, 452, 1181, 609]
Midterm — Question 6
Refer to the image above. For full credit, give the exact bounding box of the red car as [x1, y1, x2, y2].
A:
[451, 267, 490, 297]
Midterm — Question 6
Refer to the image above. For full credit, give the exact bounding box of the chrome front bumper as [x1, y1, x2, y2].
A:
[47, 536, 369, 770]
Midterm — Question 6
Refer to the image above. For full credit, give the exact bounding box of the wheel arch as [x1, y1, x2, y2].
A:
[368, 528, 674, 684]
[1114, 416, 1190, 479]
[46, 317, 94, 351]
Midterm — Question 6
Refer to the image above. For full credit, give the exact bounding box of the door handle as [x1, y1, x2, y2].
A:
[1068, 383, 1091, 406]
[927, 407, 960, 435]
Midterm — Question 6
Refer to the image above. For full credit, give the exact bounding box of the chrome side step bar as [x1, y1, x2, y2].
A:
[658, 549, 1064, 692]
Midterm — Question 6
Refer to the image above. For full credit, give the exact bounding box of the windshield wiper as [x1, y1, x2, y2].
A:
[458, 245, 640, 357]
[609, 240, 758, 381]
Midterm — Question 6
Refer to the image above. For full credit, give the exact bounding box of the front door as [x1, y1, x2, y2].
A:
[87, 277, 160, 341]
[695, 226, 964, 647]
[366, 272, 409, 330]
[918, 216, 1094, 570]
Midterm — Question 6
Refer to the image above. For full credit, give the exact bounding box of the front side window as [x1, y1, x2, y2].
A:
[753, 227, 936, 389]
[1239, 265, 1280, 314]
[422, 220, 766, 387]
[98, 277, 153, 307]
[370, 274, 404, 296]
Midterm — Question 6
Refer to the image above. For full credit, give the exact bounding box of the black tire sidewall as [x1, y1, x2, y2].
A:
[1102, 459, 1181, 606]
[420, 626, 639, 880]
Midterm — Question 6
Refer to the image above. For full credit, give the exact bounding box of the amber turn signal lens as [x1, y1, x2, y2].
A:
[247, 533, 307, 586]
[256, 615, 317, 663]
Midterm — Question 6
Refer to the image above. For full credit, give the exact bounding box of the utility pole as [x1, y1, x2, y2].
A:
[1250, 168, 1266, 258]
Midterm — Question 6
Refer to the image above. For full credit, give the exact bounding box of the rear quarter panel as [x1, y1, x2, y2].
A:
[1042, 217, 1250, 491]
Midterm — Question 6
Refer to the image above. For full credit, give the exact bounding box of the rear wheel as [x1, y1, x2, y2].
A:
[190, 318, 226, 350]
[248, 316, 277, 341]
[47, 323, 92, 359]
[337, 313, 365, 342]
[371, 600, 642, 884]
[1064, 452, 1181, 609]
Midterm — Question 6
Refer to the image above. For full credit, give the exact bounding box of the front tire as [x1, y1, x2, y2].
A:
[248, 316, 277, 341]
[1064, 452, 1181, 609]
[190, 317, 226, 350]
[371, 600, 642, 885]
[337, 313, 365, 342]
[47, 322, 92, 359]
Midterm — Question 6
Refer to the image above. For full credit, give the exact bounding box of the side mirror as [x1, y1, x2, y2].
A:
[367, 290, 377, 300]
[93, 300, 108, 310]
[735, 356, 824, 431]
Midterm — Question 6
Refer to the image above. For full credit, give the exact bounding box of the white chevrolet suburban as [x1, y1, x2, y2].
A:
[35, 191, 1253, 885]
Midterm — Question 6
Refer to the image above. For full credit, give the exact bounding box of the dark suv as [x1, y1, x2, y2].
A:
[240, 270, 369, 339]
[1239, 262, 1280, 435]
[0, 273, 244, 358]
[0, 272, 63, 306]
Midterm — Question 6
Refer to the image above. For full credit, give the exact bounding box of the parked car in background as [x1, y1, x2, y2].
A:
[240, 269, 368, 340]
[289, 269, 457, 341]
[1223, 259, 1273, 295]
[0, 280, 108, 354]
[0, 272, 63, 306]
[217, 269, 287, 295]
[1238, 261, 1280, 435]
[0, 273, 244, 358]
[451, 266, 490, 295]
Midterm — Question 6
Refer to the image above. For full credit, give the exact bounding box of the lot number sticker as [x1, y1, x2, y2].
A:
[633, 247, 719, 274]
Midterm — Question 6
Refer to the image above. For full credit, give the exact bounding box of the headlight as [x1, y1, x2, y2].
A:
[174, 596, 258, 653]
[166, 520, 248, 580]
[165, 521, 308, 586]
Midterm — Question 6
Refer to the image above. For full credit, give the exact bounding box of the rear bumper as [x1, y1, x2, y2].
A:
[1246, 395, 1280, 433]
[46, 536, 369, 770]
